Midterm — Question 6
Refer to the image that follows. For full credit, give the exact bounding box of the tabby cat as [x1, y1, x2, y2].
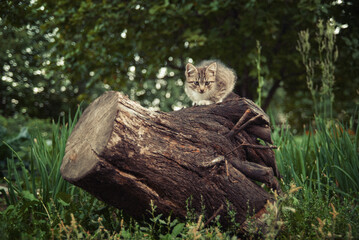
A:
[184, 60, 237, 105]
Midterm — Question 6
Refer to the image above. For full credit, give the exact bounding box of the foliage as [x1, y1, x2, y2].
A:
[0, 108, 88, 239]
[0, 104, 358, 239]
[273, 115, 359, 200]
[255, 41, 264, 107]
[297, 19, 338, 119]
[274, 19, 359, 200]
[271, 117, 359, 239]
[0, 1, 81, 118]
[0, 114, 52, 177]
[262, 184, 359, 239]
[1, 1, 359, 129]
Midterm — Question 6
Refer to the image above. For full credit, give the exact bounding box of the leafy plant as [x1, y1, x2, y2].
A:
[274, 114, 358, 200]
[274, 20, 359, 200]
[0, 114, 53, 177]
[297, 19, 338, 119]
[255, 40, 265, 107]
[0, 108, 88, 238]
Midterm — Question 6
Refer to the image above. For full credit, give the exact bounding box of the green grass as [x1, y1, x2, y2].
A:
[0, 114, 53, 176]
[0, 108, 103, 239]
[0, 106, 358, 239]
[273, 115, 359, 200]
[271, 115, 359, 239]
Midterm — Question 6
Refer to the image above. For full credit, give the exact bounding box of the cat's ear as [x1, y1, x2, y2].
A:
[186, 63, 197, 77]
[206, 62, 217, 76]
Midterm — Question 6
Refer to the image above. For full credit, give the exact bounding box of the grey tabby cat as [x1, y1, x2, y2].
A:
[184, 60, 237, 105]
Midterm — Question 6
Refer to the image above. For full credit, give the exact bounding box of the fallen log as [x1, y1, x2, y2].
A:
[61, 91, 280, 227]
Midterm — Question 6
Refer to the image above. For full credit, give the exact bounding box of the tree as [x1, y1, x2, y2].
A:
[1, 1, 358, 127]
[0, 1, 82, 118]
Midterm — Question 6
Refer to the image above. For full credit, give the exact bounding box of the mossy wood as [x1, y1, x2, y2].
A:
[61, 91, 280, 226]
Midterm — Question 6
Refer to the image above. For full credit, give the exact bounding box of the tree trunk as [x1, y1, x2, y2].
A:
[61, 91, 280, 227]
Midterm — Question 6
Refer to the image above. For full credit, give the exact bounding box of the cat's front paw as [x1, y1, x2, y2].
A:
[196, 100, 213, 106]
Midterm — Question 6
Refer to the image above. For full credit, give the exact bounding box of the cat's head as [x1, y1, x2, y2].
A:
[185, 62, 217, 94]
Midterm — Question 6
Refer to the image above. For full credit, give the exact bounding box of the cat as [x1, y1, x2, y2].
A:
[184, 60, 237, 105]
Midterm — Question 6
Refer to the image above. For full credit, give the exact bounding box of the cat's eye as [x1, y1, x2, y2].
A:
[194, 81, 199, 85]
[205, 82, 210, 86]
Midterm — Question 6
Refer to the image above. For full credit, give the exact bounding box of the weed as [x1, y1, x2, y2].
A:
[255, 40, 265, 107]
[297, 19, 338, 119]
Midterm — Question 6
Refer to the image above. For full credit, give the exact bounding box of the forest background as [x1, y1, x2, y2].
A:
[1, 0, 358, 125]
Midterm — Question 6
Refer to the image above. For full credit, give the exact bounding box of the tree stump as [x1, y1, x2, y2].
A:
[61, 91, 280, 227]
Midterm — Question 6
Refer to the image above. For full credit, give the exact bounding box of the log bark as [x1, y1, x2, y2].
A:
[61, 91, 280, 227]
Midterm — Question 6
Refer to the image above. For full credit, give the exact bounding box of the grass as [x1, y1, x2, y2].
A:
[277, 19, 358, 201]
[0, 114, 53, 177]
[271, 118, 359, 239]
[0, 101, 358, 240]
[273, 116, 359, 200]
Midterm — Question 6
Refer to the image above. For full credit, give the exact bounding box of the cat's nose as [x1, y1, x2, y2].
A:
[200, 89, 204, 93]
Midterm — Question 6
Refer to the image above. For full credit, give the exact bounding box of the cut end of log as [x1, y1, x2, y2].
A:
[61, 91, 125, 181]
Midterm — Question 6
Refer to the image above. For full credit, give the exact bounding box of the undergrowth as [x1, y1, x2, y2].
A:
[0, 96, 357, 240]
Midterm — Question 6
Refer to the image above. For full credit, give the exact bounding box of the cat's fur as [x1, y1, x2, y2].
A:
[184, 60, 237, 105]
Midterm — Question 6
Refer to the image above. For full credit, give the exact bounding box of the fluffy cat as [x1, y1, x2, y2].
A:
[184, 60, 237, 105]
